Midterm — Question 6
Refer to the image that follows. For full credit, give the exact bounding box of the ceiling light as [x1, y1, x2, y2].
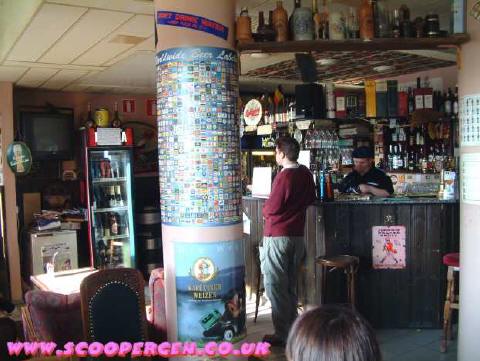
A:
[250, 53, 270, 59]
[373, 65, 395, 72]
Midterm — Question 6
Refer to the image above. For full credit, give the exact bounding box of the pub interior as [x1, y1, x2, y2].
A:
[0, 0, 478, 360]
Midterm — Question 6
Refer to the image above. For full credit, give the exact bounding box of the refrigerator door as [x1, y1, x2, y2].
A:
[88, 149, 135, 269]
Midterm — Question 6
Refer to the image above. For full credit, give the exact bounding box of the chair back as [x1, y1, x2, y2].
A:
[22, 290, 82, 345]
[148, 268, 167, 341]
[80, 268, 147, 343]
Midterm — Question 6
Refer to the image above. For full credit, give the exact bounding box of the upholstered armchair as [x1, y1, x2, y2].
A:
[148, 268, 167, 341]
[79, 268, 148, 344]
[21, 290, 83, 345]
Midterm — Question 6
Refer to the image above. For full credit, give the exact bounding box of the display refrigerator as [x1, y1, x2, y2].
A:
[83, 129, 136, 269]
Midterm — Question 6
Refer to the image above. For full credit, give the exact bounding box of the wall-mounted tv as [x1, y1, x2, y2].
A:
[19, 110, 74, 160]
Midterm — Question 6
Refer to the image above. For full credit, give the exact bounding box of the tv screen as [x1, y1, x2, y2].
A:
[20, 111, 74, 160]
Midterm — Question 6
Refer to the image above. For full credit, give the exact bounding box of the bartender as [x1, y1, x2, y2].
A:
[338, 146, 394, 197]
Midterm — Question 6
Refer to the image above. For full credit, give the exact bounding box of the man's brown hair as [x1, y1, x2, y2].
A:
[275, 136, 300, 162]
[286, 305, 382, 361]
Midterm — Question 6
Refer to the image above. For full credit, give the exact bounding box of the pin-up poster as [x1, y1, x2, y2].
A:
[372, 226, 406, 269]
[174, 240, 246, 344]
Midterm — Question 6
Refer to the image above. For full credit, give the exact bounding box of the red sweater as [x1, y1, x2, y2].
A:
[263, 165, 316, 237]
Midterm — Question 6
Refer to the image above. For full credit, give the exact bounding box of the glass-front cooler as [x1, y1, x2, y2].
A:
[87, 148, 136, 269]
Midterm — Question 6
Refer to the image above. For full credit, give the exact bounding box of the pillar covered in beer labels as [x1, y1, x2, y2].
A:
[154, 0, 245, 344]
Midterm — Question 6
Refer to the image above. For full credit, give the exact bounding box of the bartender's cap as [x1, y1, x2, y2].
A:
[352, 146, 374, 159]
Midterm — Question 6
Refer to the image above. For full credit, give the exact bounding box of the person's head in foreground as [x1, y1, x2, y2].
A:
[286, 305, 382, 361]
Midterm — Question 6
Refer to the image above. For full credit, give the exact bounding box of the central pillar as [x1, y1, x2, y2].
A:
[154, 0, 245, 344]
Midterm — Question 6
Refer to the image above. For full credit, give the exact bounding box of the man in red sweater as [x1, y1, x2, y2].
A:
[260, 136, 316, 347]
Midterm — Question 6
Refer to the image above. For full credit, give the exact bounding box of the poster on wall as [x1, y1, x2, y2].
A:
[174, 240, 246, 344]
[461, 153, 480, 205]
[6, 141, 32, 176]
[460, 95, 480, 146]
[372, 226, 406, 269]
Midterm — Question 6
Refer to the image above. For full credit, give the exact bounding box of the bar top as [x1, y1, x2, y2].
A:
[243, 196, 458, 205]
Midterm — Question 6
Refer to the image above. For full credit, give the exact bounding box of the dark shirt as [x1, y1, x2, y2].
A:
[338, 167, 394, 195]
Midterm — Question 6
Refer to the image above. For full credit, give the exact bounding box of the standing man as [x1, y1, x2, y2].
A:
[338, 146, 394, 197]
[261, 136, 316, 347]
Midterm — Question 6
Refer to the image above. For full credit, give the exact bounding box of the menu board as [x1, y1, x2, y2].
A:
[156, 47, 242, 226]
[461, 153, 480, 204]
[460, 95, 480, 146]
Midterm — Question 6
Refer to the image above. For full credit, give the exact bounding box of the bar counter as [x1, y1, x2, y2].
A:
[242, 196, 459, 328]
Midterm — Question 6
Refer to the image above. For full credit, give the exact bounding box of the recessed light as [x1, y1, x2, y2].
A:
[373, 65, 395, 72]
[250, 53, 270, 59]
[316, 58, 336, 66]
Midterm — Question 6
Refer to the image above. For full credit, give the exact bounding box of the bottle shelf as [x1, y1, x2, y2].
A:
[92, 177, 127, 183]
[94, 206, 129, 213]
[100, 234, 130, 241]
[237, 34, 470, 54]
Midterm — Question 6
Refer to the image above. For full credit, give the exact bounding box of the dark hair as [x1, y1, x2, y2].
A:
[275, 136, 300, 162]
[286, 305, 382, 361]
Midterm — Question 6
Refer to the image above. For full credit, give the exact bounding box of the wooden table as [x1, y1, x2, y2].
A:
[30, 267, 97, 295]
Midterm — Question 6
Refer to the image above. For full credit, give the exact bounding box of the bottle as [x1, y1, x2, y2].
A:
[397, 145, 404, 169]
[85, 102, 95, 128]
[103, 214, 110, 237]
[115, 185, 124, 206]
[273, 1, 289, 41]
[388, 144, 394, 170]
[329, 7, 345, 40]
[374, 0, 391, 38]
[236, 7, 254, 42]
[407, 87, 415, 114]
[292, 0, 314, 40]
[453, 87, 459, 116]
[318, 169, 326, 201]
[347, 7, 360, 39]
[445, 88, 452, 115]
[110, 213, 119, 236]
[359, 0, 374, 40]
[111, 102, 122, 128]
[289, 0, 301, 39]
[408, 151, 416, 171]
[109, 186, 116, 207]
[319, 0, 330, 39]
[312, 0, 321, 39]
[325, 172, 334, 201]
[392, 8, 401, 38]
[257, 11, 269, 41]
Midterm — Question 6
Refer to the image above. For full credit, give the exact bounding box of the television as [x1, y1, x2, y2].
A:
[19, 110, 74, 160]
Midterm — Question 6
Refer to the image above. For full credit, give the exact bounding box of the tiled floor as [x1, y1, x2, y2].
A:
[245, 297, 458, 361]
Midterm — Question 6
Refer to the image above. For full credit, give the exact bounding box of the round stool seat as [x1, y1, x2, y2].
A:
[443, 253, 459, 267]
[316, 255, 359, 269]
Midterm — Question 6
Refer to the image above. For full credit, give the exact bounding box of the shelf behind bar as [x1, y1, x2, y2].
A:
[92, 177, 127, 183]
[237, 34, 470, 54]
[94, 206, 129, 213]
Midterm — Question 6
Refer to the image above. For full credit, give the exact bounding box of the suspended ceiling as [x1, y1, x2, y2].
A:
[0, 0, 456, 94]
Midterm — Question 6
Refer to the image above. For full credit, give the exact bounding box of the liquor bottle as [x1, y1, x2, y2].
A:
[392, 8, 401, 38]
[110, 213, 119, 236]
[329, 6, 345, 40]
[414, 78, 424, 110]
[103, 214, 111, 237]
[453, 87, 459, 116]
[392, 145, 399, 170]
[289, 0, 301, 39]
[85, 103, 95, 129]
[115, 185, 124, 206]
[325, 172, 334, 201]
[273, 1, 289, 41]
[374, 0, 391, 38]
[257, 11, 269, 41]
[236, 7, 254, 42]
[445, 88, 453, 115]
[408, 151, 416, 171]
[111, 102, 122, 128]
[359, 0, 374, 40]
[347, 7, 360, 39]
[397, 145, 404, 170]
[407, 87, 415, 114]
[409, 127, 416, 147]
[292, 0, 314, 40]
[312, 0, 321, 39]
[319, 0, 329, 39]
[109, 186, 116, 207]
[318, 169, 326, 200]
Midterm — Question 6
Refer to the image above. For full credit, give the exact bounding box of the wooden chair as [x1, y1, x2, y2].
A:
[441, 252, 460, 353]
[316, 255, 360, 308]
[80, 268, 148, 348]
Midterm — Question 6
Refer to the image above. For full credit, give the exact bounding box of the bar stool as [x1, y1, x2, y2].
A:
[316, 255, 359, 308]
[441, 252, 460, 353]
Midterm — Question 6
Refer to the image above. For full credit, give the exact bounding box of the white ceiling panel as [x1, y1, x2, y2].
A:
[72, 14, 154, 66]
[39, 9, 133, 64]
[103, 35, 154, 66]
[7, 3, 88, 62]
[16, 68, 60, 88]
[46, 0, 154, 15]
[42, 69, 90, 90]
[0, 66, 28, 82]
[62, 83, 92, 92]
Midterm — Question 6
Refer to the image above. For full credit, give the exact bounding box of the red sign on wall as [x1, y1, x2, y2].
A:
[123, 99, 136, 113]
[146, 98, 157, 116]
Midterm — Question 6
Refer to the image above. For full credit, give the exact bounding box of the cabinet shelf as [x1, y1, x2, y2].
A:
[94, 206, 129, 213]
[237, 34, 470, 54]
[92, 177, 127, 184]
[100, 234, 129, 241]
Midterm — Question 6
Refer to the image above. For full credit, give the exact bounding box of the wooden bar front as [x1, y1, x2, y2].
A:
[243, 197, 459, 329]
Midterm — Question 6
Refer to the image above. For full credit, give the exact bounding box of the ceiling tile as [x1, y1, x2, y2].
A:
[62, 83, 91, 92]
[103, 35, 154, 66]
[72, 14, 154, 66]
[39, 9, 133, 64]
[46, 0, 154, 15]
[42, 69, 90, 90]
[0, 66, 28, 82]
[7, 3, 88, 62]
[16, 67, 60, 87]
